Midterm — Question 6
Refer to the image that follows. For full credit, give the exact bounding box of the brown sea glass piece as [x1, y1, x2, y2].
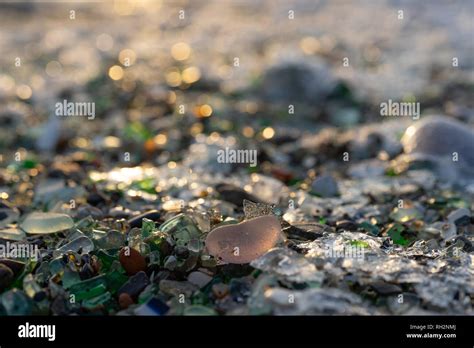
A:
[205, 215, 281, 264]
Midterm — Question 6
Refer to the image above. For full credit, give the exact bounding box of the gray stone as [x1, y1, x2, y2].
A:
[187, 271, 213, 289]
[370, 281, 402, 295]
[311, 175, 339, 197]
[261, 58, 337, 105]
[0, 259, 25, 277]
[215, 183, 261, 206]
[401, 116, 474, 181]
[447, 208, 471, 226]
[118, 271, 150, 299]
[159, 280, 198, 298]
[134, 297, 169, 316]
[0, 264, 14, 291]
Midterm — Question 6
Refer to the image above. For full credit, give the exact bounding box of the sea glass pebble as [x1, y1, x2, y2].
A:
[53, 236, 95, 257]
[205, 215, 281, 264]
[401, 115, 474, 167]
[20, 212, 74, 234]
[0, 227, 26, 241]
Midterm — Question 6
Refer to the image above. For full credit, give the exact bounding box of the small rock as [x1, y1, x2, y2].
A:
[79, 263, 95, 280]
[336, 220, 358, 231]
[0, 264, 14, 291]
[128, 210, 161, 229]
[400, 116, 474, 181]
[230, 278, 252, 303]
[74, 205, 103, 220]
[33, 179, 84, 204]
[163, 255, 178, 271]
[0, 259, 25, 277]
[447, 208, 471, 226]
[159, 280, 198, 298]
[0, 204, 20, 228]
[283, 222, 330, 240]
[438, 222, 457, 241]
[454, 236, 473, 252]
[402, 116, 474, 167]
[1, 289, 33, 315]
[118, 271, 150, 299]
[108, 207, 131, 219]
[370, 281, 402, 295]
[118, 293, 134, 309]
[205, 215, 282, 264]
[419, 225, 441, 241]
[134, 297, 169, 316]
[174, 246, 189, 259]
[119, 247, 147, 275]
[51, 296, 69, 315]
[86, 192, 107, 206]
[261, 58, 336, 105]
[310, 175, 339, 197]
[187, 271, 212, 289]
[215, 183, 261, 206]
[212, 283, 229, 299]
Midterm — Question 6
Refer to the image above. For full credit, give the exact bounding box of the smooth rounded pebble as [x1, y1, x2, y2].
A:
[20, 212, 74, 234]
[401, 115, 474, 167]
[119, 247, 147, 275]
[0, 264, 14, 292]
[205, 215, 281, 264]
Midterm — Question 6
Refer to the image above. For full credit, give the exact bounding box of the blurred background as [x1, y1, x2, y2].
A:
[0, 0, 473, 181]
[0, 0, 473, 318]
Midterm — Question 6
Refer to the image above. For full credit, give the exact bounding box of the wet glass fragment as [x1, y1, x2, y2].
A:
[390, 207, 422, 223]
[134, 297, 170, 316]
[250, 247, 323, 284]
[159, 214, 201, 247]
[1, 289, 33, 315]
[141, 218, 155, 238]
[0, 227, 26, 241]
[447, 208, 470, 226]
[206, 215, 282, 264]
[82, 291, 112, 310]
[21, 212, 74, 234]
[54, 236, 94, 257]
[118, 271, 150, 299]
[183, 305, 217, 315]
[95, 230, 124, 250]
[387, 223, 414, 246]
